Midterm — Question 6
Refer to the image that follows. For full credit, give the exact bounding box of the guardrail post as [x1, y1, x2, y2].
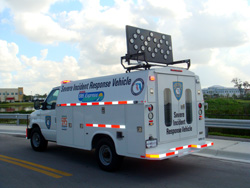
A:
[205, 127, 208, 138]
[16, 114, 20, 125]
[27, 115, 29, 128]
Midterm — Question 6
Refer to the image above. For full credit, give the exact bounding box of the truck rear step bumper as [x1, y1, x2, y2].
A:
[141, 141, 214, 160]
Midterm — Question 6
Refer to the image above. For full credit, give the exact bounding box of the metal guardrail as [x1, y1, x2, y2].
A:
[205, 118, 250, 137]
[0, 114, 30, 125]
[205, 118, 250, 130]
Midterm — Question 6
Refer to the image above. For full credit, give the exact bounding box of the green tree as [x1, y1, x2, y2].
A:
[232, 78, 250, 98]
[232, 78, 243, 98]
[243, 81, 250, 96]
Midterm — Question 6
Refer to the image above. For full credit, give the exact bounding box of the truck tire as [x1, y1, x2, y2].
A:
[95, 138, 123, 172]
[30, 127, 48, 151]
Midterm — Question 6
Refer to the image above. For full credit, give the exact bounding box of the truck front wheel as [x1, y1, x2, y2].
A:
[95, 138, 123, 171]
[30, 127, 48, 151]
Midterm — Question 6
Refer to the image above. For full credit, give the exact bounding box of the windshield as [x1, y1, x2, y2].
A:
[45, 89, 59, 110]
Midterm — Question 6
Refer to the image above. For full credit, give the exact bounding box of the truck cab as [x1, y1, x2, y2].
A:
[28, 87, 59, 150]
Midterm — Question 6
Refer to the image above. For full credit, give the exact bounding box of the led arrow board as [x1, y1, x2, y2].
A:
[126, 25, 173, 64]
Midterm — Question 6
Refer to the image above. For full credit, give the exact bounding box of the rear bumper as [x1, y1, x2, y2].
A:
[141, 141, 214, 160]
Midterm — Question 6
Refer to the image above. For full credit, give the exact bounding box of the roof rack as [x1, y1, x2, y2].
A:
[121, 25, 191, 72]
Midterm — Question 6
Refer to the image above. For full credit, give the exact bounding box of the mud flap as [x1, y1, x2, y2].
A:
[26, 128, 32, 139]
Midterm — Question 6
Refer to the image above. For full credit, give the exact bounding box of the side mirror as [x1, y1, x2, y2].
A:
[34, 100, 41, 110]
[51, 102, 56, 109]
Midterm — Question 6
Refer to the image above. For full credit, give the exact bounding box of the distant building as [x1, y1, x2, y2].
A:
[33, 97, 46, 102]
[0, 87, 24, 102]
[202, 85, 241, 97]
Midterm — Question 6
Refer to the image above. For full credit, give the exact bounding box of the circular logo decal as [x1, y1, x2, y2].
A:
[131, 78, 144, 96]
[176, 88, 181, 95]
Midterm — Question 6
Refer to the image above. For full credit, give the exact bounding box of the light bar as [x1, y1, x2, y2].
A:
[61, 80, 71, 84]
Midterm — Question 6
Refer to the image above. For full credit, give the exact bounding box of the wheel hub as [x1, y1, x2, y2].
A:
[99, 145, 112, 166]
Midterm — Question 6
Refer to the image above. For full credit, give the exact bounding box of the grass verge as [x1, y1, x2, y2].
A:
[208, 127, 250, 139]
[209, 132, 250, 139]
[0, 102, 33, 107]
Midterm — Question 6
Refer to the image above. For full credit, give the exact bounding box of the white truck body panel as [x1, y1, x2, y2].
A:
[29, 66, 212, 160]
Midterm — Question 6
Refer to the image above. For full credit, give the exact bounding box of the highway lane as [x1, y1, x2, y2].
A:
[0, 134, 250, 188]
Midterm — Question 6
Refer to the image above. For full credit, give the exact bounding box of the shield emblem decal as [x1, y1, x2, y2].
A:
[45, 116, 51, 129]
[173, 82, 183, 101]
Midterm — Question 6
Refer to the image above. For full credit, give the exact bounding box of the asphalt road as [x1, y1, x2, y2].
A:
[0, 134, 250, 188]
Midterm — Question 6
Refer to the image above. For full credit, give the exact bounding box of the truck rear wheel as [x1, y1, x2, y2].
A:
[95, 138, 123, 172]
[30, 127, 48, 151]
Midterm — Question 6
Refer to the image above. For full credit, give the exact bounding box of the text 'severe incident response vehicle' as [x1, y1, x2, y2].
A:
[27, 26, 213, 171]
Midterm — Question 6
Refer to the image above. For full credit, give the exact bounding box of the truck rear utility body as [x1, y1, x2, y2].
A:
[27, 25, 213, 171]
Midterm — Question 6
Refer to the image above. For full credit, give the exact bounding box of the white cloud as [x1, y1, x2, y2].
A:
[0, 40, 80, 94]
[193, 45, 250, 88]
[14, 52, 81, 94]
[201, 0, 249, 17]
[12, 50, 125, 94]
[138, 0, 191, 20]
[182, 14, 248, 49]
[3, 0, 58, 13]
[0, 73, 13, 87]
[40, 49, 48, 60]
[1, 0, 250, 95]
[13, 12, 81, 44]
[1, 0, 81, 45]
[0, 0, 7, 13]
[0, 40, 22, 72]
[181, 0, 250, 50]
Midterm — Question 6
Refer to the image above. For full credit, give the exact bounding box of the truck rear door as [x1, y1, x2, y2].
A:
[157, 73, 197, 143]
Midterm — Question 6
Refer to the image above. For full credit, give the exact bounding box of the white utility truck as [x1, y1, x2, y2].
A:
[27, 26, 213, 171]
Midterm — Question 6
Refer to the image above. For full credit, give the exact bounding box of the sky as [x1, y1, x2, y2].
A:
[0, 0, 250, 95]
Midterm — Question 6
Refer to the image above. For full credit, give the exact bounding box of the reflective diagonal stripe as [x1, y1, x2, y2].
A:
[170, 145, 192, 151]
[170, 142, 214, 151]
[143, 151, 179, 159]
[58, 100, 137, 107]
[86, 123, 126, 129]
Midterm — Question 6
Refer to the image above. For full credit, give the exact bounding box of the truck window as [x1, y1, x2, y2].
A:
[185, 89, 192, 124]
[45, 89, 59, 110]
[164, 88, 172, 127]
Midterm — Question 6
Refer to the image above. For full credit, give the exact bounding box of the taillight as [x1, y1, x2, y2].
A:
[198, 103, 203, 120]
[147, 104, 154, 125]
[148, 104, 153, 111]
[171, 69, 183, 72]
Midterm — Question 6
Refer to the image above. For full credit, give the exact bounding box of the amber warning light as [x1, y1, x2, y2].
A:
[149, 76, 155, 81]
[61, 80, 71, 84]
